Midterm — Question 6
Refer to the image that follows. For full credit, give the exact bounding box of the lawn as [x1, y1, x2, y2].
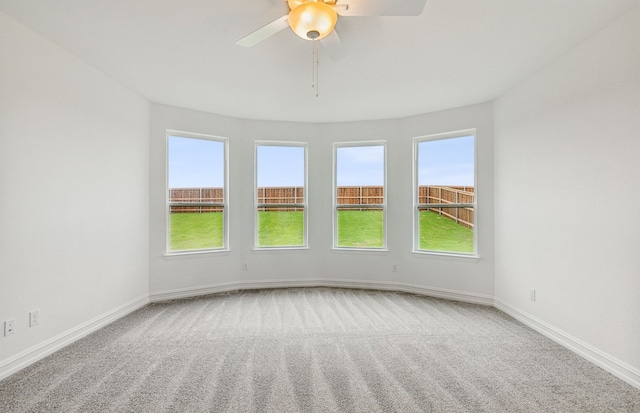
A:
[419, 210, 474, 253]
[257, 210, 304, 247]
[169, 212, 223, 251]
[337, 210, 384, 248]
[169, 210, 473, 252]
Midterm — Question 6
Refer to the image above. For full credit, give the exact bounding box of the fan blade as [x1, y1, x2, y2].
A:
[320, 30, 347, 61]
[336, 0, 427, 16]
[236, 15, 289, 47]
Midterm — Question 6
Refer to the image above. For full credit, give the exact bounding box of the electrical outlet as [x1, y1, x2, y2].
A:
[242, 263, 248, 271]
[4, 320, 15, 337]
[392, 264, 398, 272]
[30, 310, 40, 327]
[529, 289, 536, 302]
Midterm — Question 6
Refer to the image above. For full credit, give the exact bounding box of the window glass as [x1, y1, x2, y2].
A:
[256, 144, 307, 248]
[335, 144, 386, 248]
[167, 134, 227, 252]
[415, 134, 475, 254]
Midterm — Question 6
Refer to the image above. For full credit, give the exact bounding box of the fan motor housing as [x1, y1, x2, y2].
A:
[288, 0, 337, 9]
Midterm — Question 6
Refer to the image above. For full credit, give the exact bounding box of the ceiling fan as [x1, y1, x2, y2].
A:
[236, 0, 427, 59]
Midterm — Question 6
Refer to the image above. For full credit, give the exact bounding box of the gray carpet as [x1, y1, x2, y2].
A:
[1, 287, 639, 412]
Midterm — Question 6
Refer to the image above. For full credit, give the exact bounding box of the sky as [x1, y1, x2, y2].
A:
[257, 145, 305, 187]
[336, 145, 384, 186]
[168, 135, 474, 188]
[168, 136, 224, 188]
[418, 135, 474, 186]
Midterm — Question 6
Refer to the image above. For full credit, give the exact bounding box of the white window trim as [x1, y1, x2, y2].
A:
[165, 129, 229, 255]
[254, 140, 309, 250]
[333, 141, 388, 251]
[412, 129, 478, 257]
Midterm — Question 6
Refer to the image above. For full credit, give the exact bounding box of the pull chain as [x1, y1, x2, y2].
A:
[311, 41, 319, 97]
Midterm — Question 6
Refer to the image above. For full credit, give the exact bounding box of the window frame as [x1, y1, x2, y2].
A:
[254, 141, 309, 250]
[165, 130, 229, 255]
[412, 129, 477, 257]
[333, 141, 388, 251]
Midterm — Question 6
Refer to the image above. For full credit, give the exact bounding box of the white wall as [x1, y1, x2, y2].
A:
[149, 103, 494, 302]
[0, 11, 150, 376]
[494, 6, 640, 385]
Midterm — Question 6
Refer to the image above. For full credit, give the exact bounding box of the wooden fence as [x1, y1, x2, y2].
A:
[169, 185, 474, 227]
[418, 186, 474, 228]
[257, 187, 304, 211]
[169, 188, 223, 213]
[336, 186, 383, 205]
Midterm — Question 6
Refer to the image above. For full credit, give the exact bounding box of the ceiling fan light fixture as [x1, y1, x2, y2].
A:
[288, 1, 338, 41]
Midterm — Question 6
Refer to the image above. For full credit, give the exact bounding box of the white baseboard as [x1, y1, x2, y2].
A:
[494, 298, 640, 390]
[0, 295, 149, 382]
[149, 278, 494, 306]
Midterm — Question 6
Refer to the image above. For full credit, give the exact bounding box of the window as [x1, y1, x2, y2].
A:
[334, 142, 386, 249]
[255, 142, 307, 248]
[167, 132, 228, 253]
[414, 131, 476, 255]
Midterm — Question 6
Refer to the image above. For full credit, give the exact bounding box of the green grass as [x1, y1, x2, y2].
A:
[257, 211, 304, 247]
[337, 210, 384, 248]
[169, 212, 223, 251]
[419, 210, 474, 253]
[169, 210, 473, 253]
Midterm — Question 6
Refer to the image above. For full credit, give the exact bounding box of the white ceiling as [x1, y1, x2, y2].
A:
[1, 0, 638, 123]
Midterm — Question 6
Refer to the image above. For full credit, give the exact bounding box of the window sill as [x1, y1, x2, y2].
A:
[411, 250, 480, 262]
[163, 249, 230, 259]
[252, 246, 309, 254]
[332, 248, 389, 255]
